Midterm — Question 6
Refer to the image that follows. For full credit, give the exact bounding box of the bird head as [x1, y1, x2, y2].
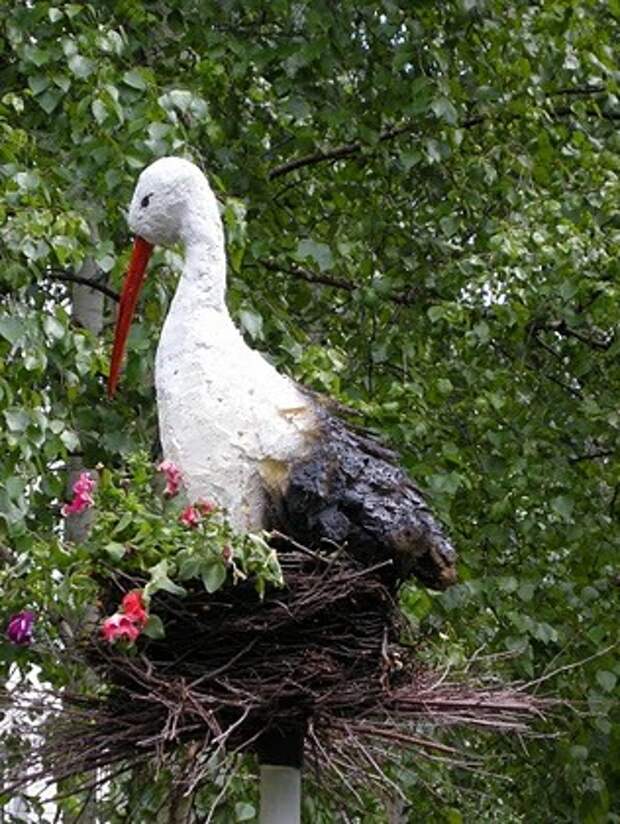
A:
[128, 156, 209, 247]
[108, 157, 217, 397]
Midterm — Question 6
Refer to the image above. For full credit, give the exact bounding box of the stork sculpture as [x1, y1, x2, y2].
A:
[108, 157, 457, 823]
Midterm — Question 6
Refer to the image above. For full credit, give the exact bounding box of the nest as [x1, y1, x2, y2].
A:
[2, 544, 548, 806]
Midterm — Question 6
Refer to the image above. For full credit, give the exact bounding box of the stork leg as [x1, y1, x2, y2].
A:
[257, 724, 304, 824]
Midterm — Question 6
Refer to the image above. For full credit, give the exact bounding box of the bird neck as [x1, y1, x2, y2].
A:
[179, 186, 227, 312]
[181, 240, 226, 311]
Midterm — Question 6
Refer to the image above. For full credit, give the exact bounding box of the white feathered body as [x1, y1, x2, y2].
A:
[155, 279, 317, 530]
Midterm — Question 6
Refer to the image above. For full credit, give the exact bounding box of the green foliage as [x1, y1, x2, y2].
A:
[90, 452, 283, 606]
[0, 0, 619, 821]
[1, 452, 282, 660]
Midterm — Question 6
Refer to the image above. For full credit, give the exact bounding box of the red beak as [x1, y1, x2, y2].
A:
[107, 236, 154, 398]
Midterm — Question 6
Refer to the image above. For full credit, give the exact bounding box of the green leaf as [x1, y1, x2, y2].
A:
[499, 577, 518, 593]
[427, 306, 445, 323]
[178, 554, 202, 579]
[440, 216, 458, 237]
[91, 98, 107, 125]
[399, 150, 421, 170]
[532, 622, 557, 644]
[37, 90, 62, 114]
[431, 97, 458, 125]
[67, 54, 95, 79]
[296, 239, 333, 272]
[472, 321, 490, 343]
[122, 69, 147, 90]
[112, 511, 134, 536]
[238, 309, 263, 341]
[24, 47, 50, 67]
[60, 429, 80, 451]
[104, 542, 126, 562]
[6, 477, 25, 499]
[142, 613, 165, 640]
[596, 670, 617, 693]
[517, 582, 535, 602]
[28, 75, 50, 96]
[570, 745, 588, 761]
[201, 561, 227, 594]
[55, 74, 72, 92]
[235, 802, 256, 821]
[551, 496, 574, 520]
[4, 408, 30, 432]
[0, 317, 25, 345]
[145, 560, 187, 598]
[43, 316, 65, 340]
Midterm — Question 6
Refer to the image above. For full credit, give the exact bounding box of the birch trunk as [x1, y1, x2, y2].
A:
[60, 256, 103, 824]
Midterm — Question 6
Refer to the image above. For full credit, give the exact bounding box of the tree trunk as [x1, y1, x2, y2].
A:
[60, 256, 104, 824]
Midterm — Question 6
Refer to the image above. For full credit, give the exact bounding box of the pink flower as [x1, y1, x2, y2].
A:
[6, 611, 35, 645]
[121, 590, 148, 628]
[101, 613, 140, 644]
[157, 460, 183, 497]
[179, 505, 201, 528]
[61, 471, 96, 516]
[197, 499, 216, 516]
[101, 589, 150, 645]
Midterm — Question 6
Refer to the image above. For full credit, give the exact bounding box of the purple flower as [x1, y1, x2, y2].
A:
[6, 611, 35, 646]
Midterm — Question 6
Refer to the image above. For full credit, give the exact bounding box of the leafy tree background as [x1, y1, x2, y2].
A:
[0, 0, 618, 821]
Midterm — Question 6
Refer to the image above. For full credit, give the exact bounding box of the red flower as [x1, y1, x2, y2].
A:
[101, 613, 140, 644]
[179, 505, 201, 528]
[121, 590, 148, 628]
[157, 460, 183, 497]
[101, 589, 149, 645]
[61, 471, 96, 516]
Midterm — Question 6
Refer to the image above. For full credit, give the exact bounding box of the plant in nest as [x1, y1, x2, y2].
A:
[4, 452, 283, 654]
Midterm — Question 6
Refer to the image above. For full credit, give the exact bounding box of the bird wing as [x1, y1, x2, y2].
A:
[269, 401, 457, 591]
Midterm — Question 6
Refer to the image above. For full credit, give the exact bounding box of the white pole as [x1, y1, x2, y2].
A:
[257, 724, 304, 824]
[259, 765, 301, 824]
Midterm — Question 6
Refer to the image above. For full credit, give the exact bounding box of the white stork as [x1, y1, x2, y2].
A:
[108, 156, 457, 824]
[108, 156, 456, 591]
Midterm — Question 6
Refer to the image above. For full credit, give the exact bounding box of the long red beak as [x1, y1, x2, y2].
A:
[107, 236, 154, 398]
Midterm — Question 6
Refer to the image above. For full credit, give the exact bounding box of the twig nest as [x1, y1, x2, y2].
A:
[2, 548, 548, 802]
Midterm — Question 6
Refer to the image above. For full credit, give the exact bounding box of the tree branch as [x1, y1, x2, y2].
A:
[260, 258, 428, 306]
[493, 340, 584, 400]
[569, 449, 615, 464]
[268, 123, 411, 180]
[268, 117, 488, 180]
[534, 319, 614, 351]
[267, 84, 612, 180]
[553, 106, 620, 121]
[548, 84, 606, 97]
[46, 270, 119, 303]
[260, 258, 356, 292]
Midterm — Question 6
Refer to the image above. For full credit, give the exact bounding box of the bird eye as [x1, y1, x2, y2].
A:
[140, 194, 152, 209]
